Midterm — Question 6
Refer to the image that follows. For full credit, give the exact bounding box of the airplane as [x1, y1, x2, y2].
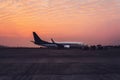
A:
[31, 32, 87, 48]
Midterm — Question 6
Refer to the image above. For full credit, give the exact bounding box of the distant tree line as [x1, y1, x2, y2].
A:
[0, 44, 120, 50]
[81, 45, 120, 50]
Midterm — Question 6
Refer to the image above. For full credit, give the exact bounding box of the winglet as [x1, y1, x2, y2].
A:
[51, 38, 55, 43]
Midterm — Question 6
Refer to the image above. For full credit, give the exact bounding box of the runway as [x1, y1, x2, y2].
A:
[0, 48, 120, 80]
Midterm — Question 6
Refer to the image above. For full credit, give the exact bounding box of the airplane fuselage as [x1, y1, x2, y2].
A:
[32, 32, 86, 48]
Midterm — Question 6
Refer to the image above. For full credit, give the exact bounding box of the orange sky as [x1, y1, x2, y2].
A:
[0, 0, 120, 47]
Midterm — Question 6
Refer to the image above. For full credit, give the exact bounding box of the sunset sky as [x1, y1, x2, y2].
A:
[0, 0, 120, 47]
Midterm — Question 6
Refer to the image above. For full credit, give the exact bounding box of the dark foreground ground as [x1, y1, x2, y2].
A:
[0, 48, 120, 80]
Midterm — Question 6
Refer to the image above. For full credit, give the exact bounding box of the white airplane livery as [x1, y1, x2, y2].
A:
[32, 32, 86, 48]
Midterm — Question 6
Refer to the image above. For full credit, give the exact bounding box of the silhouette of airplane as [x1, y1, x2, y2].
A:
[32, 32, 86, 48]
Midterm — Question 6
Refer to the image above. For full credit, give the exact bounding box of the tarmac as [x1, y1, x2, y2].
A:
[0, 48, 120, 80]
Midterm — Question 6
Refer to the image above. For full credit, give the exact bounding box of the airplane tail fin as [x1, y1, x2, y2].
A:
[33, 32, 43, 43]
